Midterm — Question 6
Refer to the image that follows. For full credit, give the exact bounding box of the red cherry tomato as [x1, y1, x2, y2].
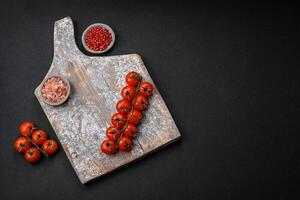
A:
[127, 110, 143, 125]
[101, 139, 117, 154]
[125, 72, 141, 87]
[116, 99, 131, 115]
[133, 95, 149, 111]
[42, 140, 58, 155]
[123, 124, 138, 138]
[24, 147, 41, 163]
[31, 129, 47, 146]
[139, 82, 154, 97]
[106, 126, 121, 142]
[111, 113, 127, 129]
[121, 86, 136, 102]
[118, 136, 133, 152]
[14, 137, 31, 153]
[19, 121, 36, 137]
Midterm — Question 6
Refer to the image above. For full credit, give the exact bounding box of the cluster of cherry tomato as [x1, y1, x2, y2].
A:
[100, 71, 154, 154]
[14, 121, 58, 163]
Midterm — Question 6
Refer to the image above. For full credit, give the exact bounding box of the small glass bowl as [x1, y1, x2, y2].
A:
[40, 76, 71, 106]
[82, 23, 115, 54]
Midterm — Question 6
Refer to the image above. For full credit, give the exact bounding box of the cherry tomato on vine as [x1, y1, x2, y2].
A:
[19, 121, 36, 137]
[127, 110, 142, 125]
[24, 147, 41, 163]
[31, 129, 47, 145]
[125, 72, 141, 87]
[111, 113, 127, 129]
[133, 95, 148, 111]
[106, 126, 121, 142]
[118, 136, 133, 152]
[123, 124, 138, 138]
[121, 86, 136, 102]
[42, 140, 58, 155]
[101, 139, 117, 154]
[139, 82, 154, 97]
[14, 137, 31, 153]
[116, 99, 131, 115]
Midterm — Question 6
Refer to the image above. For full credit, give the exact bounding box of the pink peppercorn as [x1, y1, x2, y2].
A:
[85, 26, 112, 52]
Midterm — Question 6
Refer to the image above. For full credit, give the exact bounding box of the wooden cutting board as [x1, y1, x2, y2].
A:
[34, 17, 181, 184]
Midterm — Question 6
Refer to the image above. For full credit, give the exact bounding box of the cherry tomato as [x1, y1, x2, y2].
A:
[106, 126, 121, 142]
[127, 110, 143, 125]
[101, 139, 117, 154]
[118, 136, 133, 152]
[125, 72, 141, 87]
[139, 82, 154, 97]
[19, 121, 36, 137]
[42, 140, 58, 155]
[133, 95, 149, 111]
[31, 129, 47, 145]
[111, 113, 127, 129]
[123, 124, 138, 138]
[24, 147, 41, 163]
[121, 86, 136, 102]
[116, 99, 131, 115]
[14, 137, 31, 153]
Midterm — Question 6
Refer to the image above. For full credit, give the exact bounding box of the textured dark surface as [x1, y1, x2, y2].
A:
[0, 1, 298, 200]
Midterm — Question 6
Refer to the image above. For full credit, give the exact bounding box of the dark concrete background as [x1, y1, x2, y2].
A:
[0, 1, 298, 200]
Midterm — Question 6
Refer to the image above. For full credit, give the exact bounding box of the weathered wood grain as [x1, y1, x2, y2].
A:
[34, 17, 181, 184]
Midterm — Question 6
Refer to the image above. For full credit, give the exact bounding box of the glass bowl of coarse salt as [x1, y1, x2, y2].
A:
[40, 76, 71, 106]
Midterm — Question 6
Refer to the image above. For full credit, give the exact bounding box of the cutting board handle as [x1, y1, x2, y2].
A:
[53, 17, 85, 57]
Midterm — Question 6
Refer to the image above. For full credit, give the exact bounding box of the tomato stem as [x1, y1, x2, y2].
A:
[116, 81, 141, 146]
[25, 135, 49, 157]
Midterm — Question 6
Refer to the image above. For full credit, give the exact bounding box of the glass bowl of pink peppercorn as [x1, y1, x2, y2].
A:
[82, 23, 115, 54]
